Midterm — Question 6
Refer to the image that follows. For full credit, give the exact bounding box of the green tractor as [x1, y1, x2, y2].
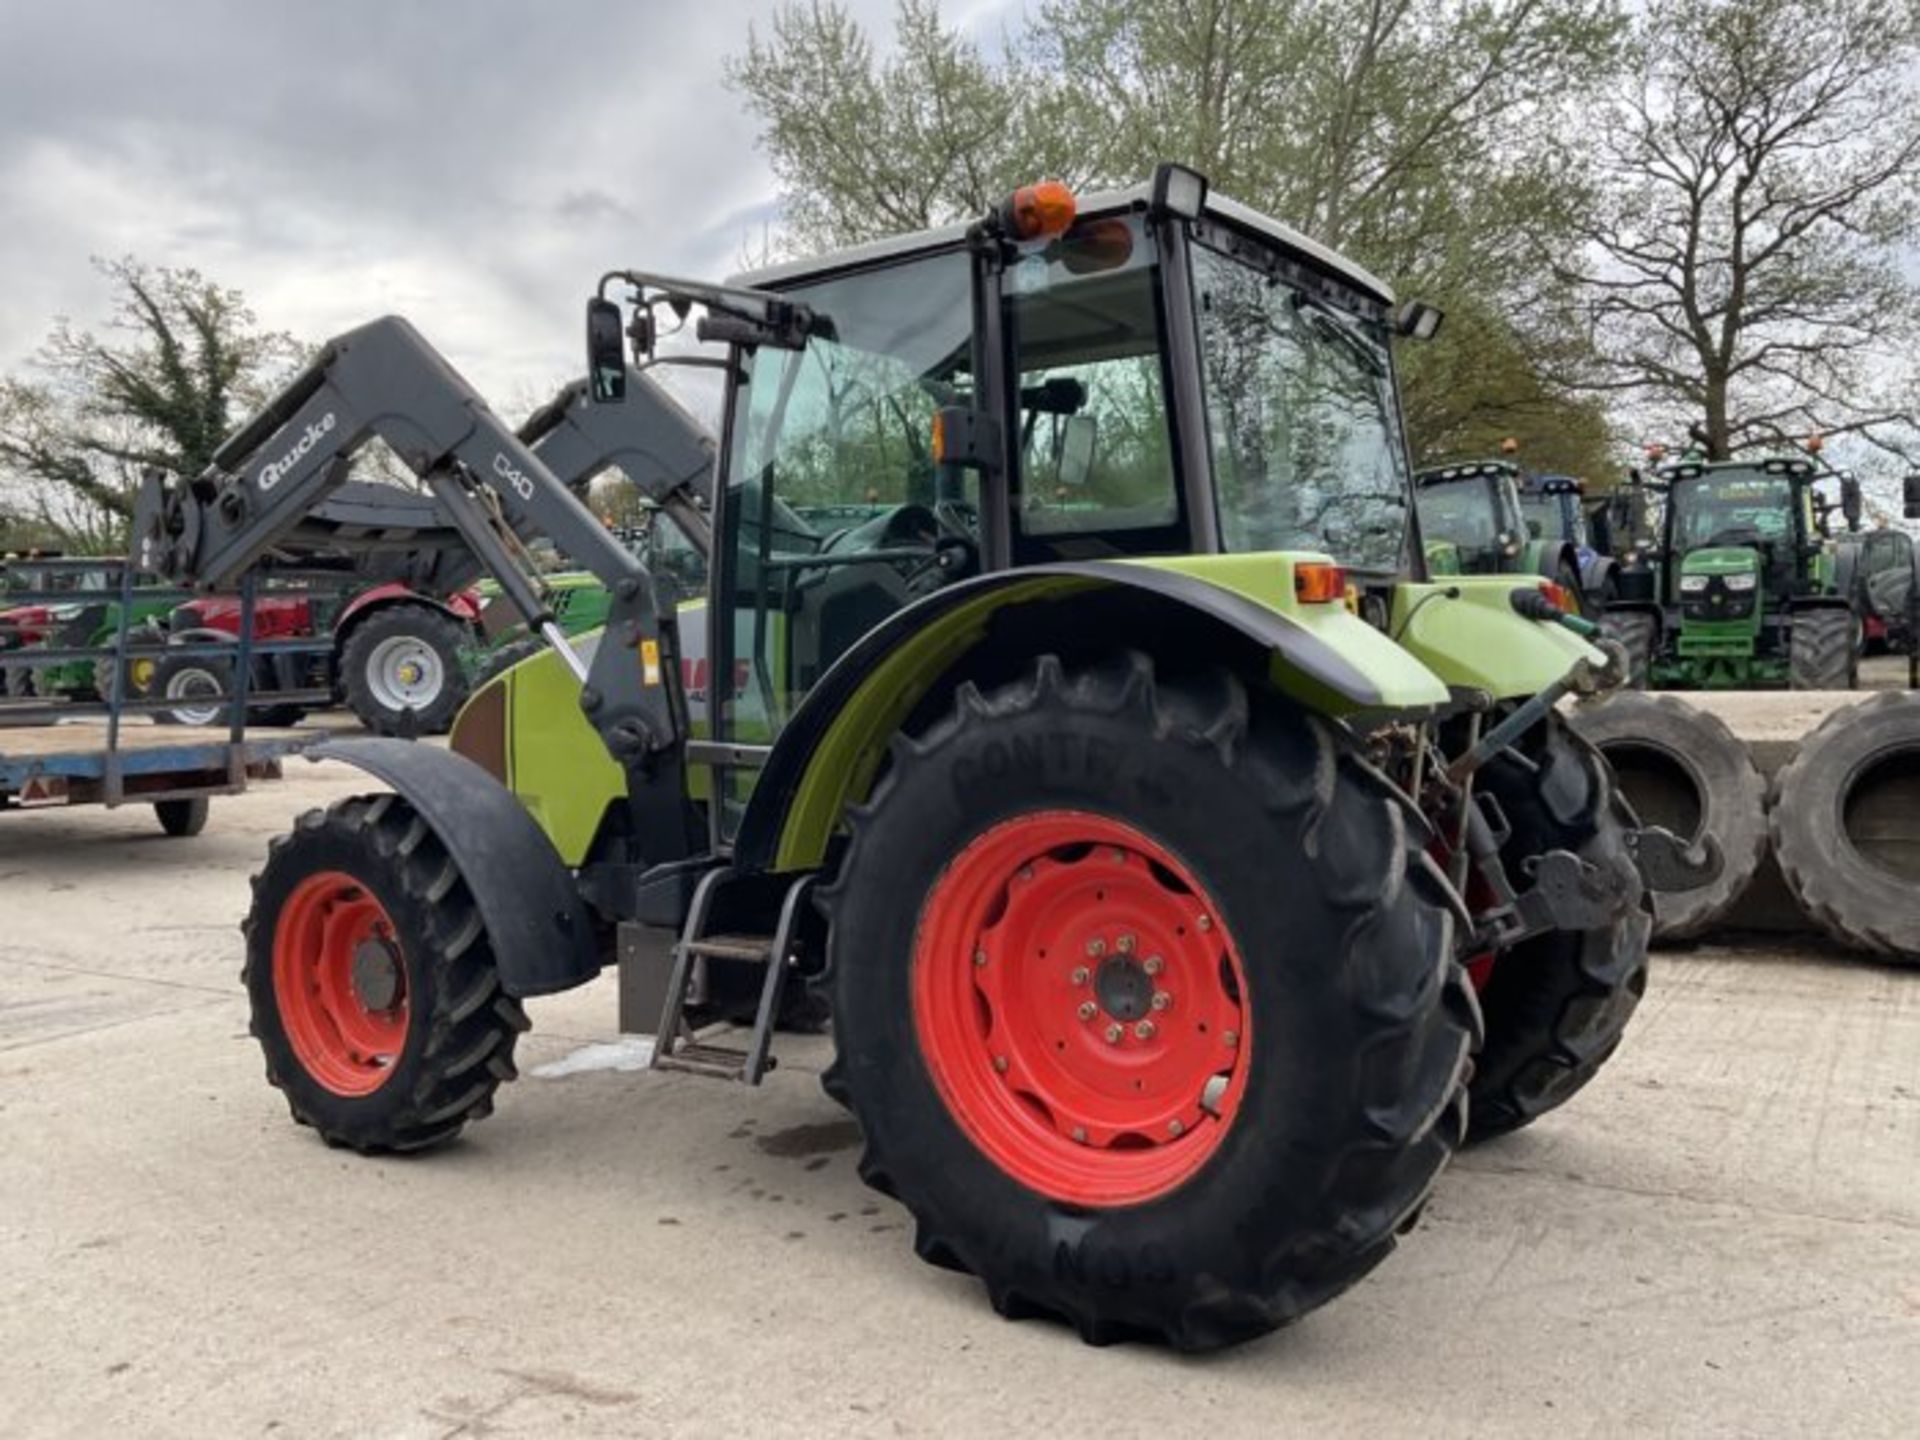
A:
[1600, 452, 1862, 689]
[1412, 455, 1587, 609]
[137, 168, 1706, 1349]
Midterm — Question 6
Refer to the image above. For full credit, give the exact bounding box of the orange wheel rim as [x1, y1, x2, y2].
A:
[912, 811, 1250, 1207]
[271, 870, 410, 1097]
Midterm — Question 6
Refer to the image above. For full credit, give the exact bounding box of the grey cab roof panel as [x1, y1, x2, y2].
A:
[729, 180, 1395, 305]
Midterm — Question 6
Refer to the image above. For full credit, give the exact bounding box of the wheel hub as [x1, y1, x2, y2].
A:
[351, 936, 403, 1011]
[1092, 952, 1154, 1022]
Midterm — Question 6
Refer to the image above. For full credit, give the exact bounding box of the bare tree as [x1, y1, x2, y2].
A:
[1558, 0, 1920, 459]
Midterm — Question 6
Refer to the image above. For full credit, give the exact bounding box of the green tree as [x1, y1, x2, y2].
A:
[728, 0, 1626, 474]
[1553, 0, 1920, 460]
[0, 257, 301, 551]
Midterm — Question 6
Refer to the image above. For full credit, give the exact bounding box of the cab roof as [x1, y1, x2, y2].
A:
[729, 180, 1395, 305]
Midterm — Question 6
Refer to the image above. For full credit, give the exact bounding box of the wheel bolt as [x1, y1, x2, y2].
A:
[1109, 847, 1126, 862]
[1070, 965, 1091, 986]
[1104, 1023, 1123, 1045]
[1142, 955, 1164, 977]
[1085, 938, 1106, 958]
[1168, 1119, 1184, 1138]
[1116, 933, 1136, 954]
[1071, 1126, 1089, 1144]
[1077, 1001, 1098, 1021]
[993, 1055, 1009, 1074]
[1197, 914, 1213, 933]
[1150, 992, 1171, 1012]
[1018, 865, 1035, 883]
[1223, 1029, 1239, 1048]
[1134, 1020, 1156, 1040]
[972, 949, 988, 968]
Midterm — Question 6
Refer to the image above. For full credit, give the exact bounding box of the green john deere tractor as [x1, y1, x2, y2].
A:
[138, 167, 1707, 1350]
[1412, 457, 1587, 608]
[1600, 453, 1862, 689]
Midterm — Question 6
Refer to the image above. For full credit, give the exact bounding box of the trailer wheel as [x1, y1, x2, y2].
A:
[1788, 607, 1857, 690]
[1566, 693, 1768, 940]
[1465, 712, 1652, 1142]
[341, 606, 471, 736]
[243, 793, 528, 1151]
[821, 653, 1476, 1350]
[155, 797, 209, 838]
[1599, 611, 1656, 689]
[1771, 691, 1920, 958]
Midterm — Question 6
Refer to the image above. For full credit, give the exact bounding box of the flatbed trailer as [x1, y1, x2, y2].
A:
[0, 722, 311, 833]
[0, 557, 329, 834]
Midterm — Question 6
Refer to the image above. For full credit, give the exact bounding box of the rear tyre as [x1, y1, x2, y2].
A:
[155, 797, 209, 837]
[1788, 608, 1857, 690]
[822, 653, 1477, 1350]
[341, 606, 472, 736]
[1466, 712, 1652, 1142]
[1566, 692, 1767, 941]
[243, 793, 528, 1151]
[1599, 611, 1656, 690]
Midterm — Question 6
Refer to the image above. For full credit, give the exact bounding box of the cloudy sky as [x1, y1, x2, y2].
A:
[0, 0, 1019, 411]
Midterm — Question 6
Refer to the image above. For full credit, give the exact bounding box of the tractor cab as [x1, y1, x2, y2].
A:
[703, 167, 1428, 778]
[1661, 458, 1823, 605]
[1411, 461, 1528, 576]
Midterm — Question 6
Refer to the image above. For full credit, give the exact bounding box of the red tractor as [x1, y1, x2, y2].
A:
[148, 580, 481, 734]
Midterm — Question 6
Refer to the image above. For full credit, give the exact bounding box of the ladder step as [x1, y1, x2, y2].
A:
[687, 933, 777, 962]
[655, 1040, 777, 1082]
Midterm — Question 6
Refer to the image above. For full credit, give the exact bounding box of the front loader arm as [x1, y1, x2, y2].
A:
[134, 314, 699, 860]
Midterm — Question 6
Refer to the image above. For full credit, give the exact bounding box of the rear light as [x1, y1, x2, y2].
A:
[1294, 562, 1348, 605]
[1538, 580, 1574, 612]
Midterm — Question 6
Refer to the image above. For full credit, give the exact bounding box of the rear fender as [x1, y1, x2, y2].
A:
[734, 558, 1452, 873]
[307, 737, 600, 997]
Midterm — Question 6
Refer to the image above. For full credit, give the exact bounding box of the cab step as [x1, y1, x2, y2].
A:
[650, 869, 814, 1085]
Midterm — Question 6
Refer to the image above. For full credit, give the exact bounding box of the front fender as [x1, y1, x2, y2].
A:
[307, 737, 600, 997]
[735, 558, 1452, 872]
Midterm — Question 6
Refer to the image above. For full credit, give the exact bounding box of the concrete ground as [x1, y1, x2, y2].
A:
[4, 752, 1919, 1438]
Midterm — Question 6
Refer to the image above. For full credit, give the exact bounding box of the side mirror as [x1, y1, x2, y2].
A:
[1905, 473, 1920, 521]
[1059, 414, 1098, 488]
[1395, 300, 1444, 341]
[1841, 476, 1863, 531]
[587, 298, 626, 403]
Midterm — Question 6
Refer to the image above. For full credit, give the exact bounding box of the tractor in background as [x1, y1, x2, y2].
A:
[1412, 449, 1587, 608]
[1600, 448, 1863, 689]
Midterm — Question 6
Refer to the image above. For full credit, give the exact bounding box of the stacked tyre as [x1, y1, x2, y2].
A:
[1568, 692, 1768, 941]
[1771, 691, 1920, 960]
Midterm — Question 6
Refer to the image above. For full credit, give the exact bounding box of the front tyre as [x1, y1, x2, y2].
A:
[243, 793, 528, 1152]
[823, 654, 1477, 1350]
[1788, 607, 1857, 691]
[1467, 713, 1652, 1141]
[1599, 611, 1656, 690]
